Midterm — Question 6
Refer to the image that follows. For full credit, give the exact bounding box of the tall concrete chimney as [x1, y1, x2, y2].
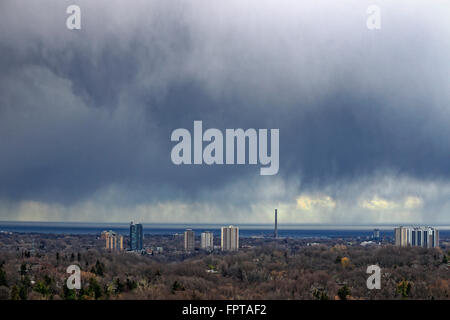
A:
[274, 209, 278, 238]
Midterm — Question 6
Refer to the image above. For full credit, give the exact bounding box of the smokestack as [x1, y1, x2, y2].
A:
[274, 209, 278, 238]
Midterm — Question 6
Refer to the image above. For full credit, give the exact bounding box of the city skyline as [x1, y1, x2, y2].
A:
[99, 223, 443, 255]
[100, 223, 443, 250]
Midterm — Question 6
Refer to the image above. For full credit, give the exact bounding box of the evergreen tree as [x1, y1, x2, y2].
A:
[114, 278, 124, 293]
[10, 286, 20, 300]
[63, 284, 77, 300]
[337, 285, 351, 300]
[0, 267, 7, 287]
[94, 260, 105, 276]
[18, 286, 27, 300]
[88, 277, 102, 300]
[19, 263, 27, 276]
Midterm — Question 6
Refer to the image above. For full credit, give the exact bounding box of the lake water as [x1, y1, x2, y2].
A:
[1, 221, 448, 239]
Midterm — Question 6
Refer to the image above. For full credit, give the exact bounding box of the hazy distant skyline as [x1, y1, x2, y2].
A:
[1, 1, 450, 224]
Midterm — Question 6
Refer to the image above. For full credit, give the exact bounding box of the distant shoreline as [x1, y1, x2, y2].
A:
[1, 221, 450, 239]
[1, 221, 449, 229]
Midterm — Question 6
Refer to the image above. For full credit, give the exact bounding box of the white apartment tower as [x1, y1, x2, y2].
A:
[395, 226, 439, 248]
[201, 231, 214, 251]
[184, 229, 195, 252]
[221, 225, 239, 251]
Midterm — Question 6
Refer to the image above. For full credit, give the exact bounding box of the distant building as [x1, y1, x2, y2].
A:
[221, 225, 239, 251]
[103, 231, 123, 251]
[100, 230, 109, 239]
[373, 229, 380, 241]
[130, 222, 143, 251]
[360, 241, 377, 247]
[201, 231, 214, 251]
[394, 226, 439, 248]
[146, 247, 164, 255]
[184, 229, 195, 252]
[395, 226, 409, 247]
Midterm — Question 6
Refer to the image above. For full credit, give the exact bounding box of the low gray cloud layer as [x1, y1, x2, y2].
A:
[1, 0, 450, 223]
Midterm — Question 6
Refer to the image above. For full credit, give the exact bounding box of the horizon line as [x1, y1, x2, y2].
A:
[1, 220, 449, 230]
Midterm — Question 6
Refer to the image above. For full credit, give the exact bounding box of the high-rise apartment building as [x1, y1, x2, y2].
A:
[130, 222, 143, 251]
[394, 226, 410, 247]
[201, 231, 214, 251]
[184, 229, 195, 252]
[395, 226, 439, 248]
[221, 225, 239, 251]
[103, 230, 124, 251]
[411, 227, 439, 248]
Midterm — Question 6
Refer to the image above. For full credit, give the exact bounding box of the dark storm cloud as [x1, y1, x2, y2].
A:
[0, 0, 450, 223]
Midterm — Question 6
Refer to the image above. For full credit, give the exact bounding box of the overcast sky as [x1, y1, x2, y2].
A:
[1, 0, 450, 224]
